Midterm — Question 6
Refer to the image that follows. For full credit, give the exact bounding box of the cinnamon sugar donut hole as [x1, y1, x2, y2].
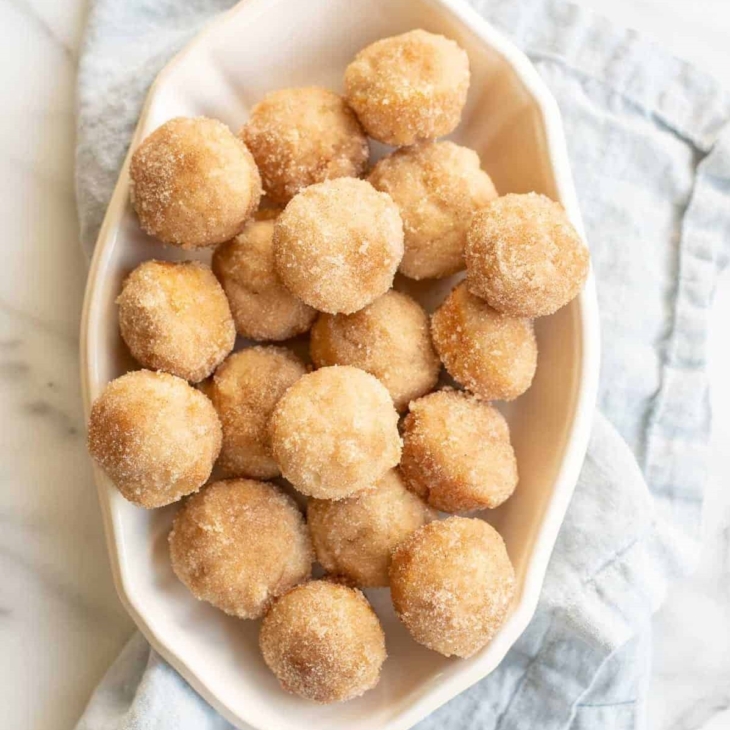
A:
[87, 370, 222, 508]
[130, 117, 261, 248]
[368, 141, 497, 279]
[431, 282, 537, 401]
[309, 290, 439, 411]
[273, 178, 404, 314]
[206, 347, 306, 480]
[465, 193, 590, 317]
[241, 87, 369, 205]
[169, 479, 312, 619]
[308, 470, 434, 587]
[389, 516, 515, 658]
[269, 366, 402, 500]
[400, 390, 518, 513]
[344, 30, 470, 146]
[212, 213, 317, 341]
[260, 581, 386, 703]
[117, 260, 235, 383]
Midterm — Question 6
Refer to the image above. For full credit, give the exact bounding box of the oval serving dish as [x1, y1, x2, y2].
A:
[80, 1, 600, 729]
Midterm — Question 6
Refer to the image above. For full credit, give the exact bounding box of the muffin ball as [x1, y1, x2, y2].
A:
[310, 290, 439, 411]
[206, 347, 306, 479]
[390, 516, 515, 657]
[344, 30, 470, 146]
[130, 117, 261, 248]
[368, 142, 497, 279]
[212, 213, 317, 341]
[465, 193, 590, 317]
[260, 581, 386, 703]
[273, 178, 404, 314]
[400, 390, 517, 512]
[87, 370, 222, 508]
[241, 87, 369, 205]
[169, 479, 312, 618]
[431, 282, 537, 401]
[269, 366, 401, 499]
[308, 470, 433, 587]
[117, 260, 235, 383]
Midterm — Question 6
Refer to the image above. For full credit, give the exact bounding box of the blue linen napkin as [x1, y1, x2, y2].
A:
[74, 1, 730, 728]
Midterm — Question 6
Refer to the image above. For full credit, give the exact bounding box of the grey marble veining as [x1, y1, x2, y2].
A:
[0, 3, 133, 729]
[7, 0, 76, 59]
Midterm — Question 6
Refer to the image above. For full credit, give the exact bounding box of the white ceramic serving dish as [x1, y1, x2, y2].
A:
[80, 0, 600, 728]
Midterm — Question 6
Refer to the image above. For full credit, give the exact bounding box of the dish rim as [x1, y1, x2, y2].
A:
[79, 0, 601, 728]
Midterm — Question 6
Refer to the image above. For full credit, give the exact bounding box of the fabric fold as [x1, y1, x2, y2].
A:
[74, 1, 730, 729]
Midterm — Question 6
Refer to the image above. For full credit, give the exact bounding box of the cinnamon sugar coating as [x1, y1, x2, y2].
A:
[206, 347, 306, 480]
[344, 30, 470, 146]
[87, 370, 222, 508]
[241, 87, 368, 205]
[389, 516, 515, 657]
[260, 581, 386, 703]
[368, 141, 497, 279]
[130, 117, 261, 248]
[117, 260, 235, 383]
[169, 479, 312, 619]
[308, 470, 433, 587]
[465, 193, 589, 317]
[309, 290, 439, 411]
[273, 178, 404, 314]
[212, 213, 316, 341]
[269, 366, 402, 499]
[431, 282, 537, 401]
[400, 390, 518, 512]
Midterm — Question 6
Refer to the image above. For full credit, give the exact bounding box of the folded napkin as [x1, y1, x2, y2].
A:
[74, 1, 730, 728]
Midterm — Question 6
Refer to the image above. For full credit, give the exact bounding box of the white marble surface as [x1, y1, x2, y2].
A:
[0, 1, 728, 729]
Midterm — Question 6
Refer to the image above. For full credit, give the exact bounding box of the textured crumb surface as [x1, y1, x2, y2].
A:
[431, 282, 537, 401]
[269, 366, 402, 499]
[241, 87, 369, 205]
[129, 116, 261, 248]
[169, 479, 312, 619]
[308, 470, 434, 587]
[117, 260, 235, 383]
[212, 214, 316, 341]
[309, 290, 439, 411]
[273, 178, 404, 314]
[465, 192, 590, 317]
[259, 581, 386, 703]
[390, 516, 515, 657]
[87, 370, 222, 508]
[344, 29, 470, 146]
[400, 390, 518, 512]
[206, 347, 306, 480]
[368, 141, 497, 279]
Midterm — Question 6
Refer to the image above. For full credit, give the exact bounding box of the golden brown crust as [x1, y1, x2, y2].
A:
[259, 581, 386, 703]
[169, 479, 312, 618]
[400, 390, 518, 512]
[206, 347, 306, 479]
[309, 290, 439, 411]
[273, 178, 404, 314]
[389, 516, 515, 657]
[465, 193, 590, 317]
[87, 370, 222, 508]
[431, 282, 537, 401]
[117, 260, 235, 383]
[368, 141, 497, 279]
[129, 117, 261, 248]
[344, 30, 470, 146]
[269, 366, 402, 499]
[308, 470, 434, 587]
[241, 87, 369, 205]
[212, 216, 317, 341]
